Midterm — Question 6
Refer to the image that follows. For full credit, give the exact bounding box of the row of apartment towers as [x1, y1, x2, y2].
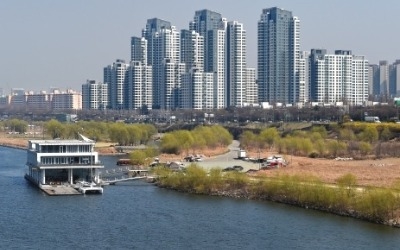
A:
[82, 8, 373, 111]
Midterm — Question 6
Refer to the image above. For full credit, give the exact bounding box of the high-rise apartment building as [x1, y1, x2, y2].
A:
[190, 10, 228, 109]
[126, 61, 153, 110]
[180, 29, 204, 73]
[51, 89, 82, 110]
[104, 59, 129, 110]
[389, 60, 400, 97]
[82, 80, 108, 110]
[209, 23, 227, 109]
[190, 9, 223, 72]
[258, 7, 300, 104]
[226, 21, 247, 107]
[181, 68, 214, 110]
[309, 49, 368, 106]
[379, 60, 390, 98]
[131, 37, 148, 65]
[298, 51, 310, 103]
[162, 59, 185, 109]
[245, 68, 258, 105]
[369, 60, 400, 101]
[368, 64, 380, 97]
[351, 55, 369, 106]
[143, 19, 180, 109]
[25, 91, 52, 111]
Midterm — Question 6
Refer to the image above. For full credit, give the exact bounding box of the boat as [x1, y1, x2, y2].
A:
[116, 158, 132, 166]
[25, 136, 104, 195]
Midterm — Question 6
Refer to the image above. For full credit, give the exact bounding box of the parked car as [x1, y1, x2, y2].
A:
[222, 166, 243, 172]
[232, 165, 244, 171]
[222, 167, 235, 172]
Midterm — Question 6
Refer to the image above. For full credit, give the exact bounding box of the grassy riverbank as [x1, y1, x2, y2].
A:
[153, 165, 400, 227]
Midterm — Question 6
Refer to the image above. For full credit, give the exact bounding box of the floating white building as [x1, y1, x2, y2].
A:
[25, 137, 104, 195]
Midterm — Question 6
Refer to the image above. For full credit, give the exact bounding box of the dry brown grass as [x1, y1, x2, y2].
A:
[264, 155, 400, 188]
[247, 148, 400, 188]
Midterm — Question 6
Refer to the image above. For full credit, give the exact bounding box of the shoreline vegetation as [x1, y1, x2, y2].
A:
[3, 134, 400, 227]
[153, 165, 400, 228]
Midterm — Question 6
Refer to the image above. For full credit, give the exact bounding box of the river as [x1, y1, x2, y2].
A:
[1, 146, 400, 249]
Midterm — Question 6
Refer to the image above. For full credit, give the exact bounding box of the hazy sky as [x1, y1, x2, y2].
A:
[1, 0, 399, 92]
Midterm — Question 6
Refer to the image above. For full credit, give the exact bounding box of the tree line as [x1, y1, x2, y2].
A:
[239, 122, 400, 159]
[0, 119, 158, 146]
[159, 125, 233, 155]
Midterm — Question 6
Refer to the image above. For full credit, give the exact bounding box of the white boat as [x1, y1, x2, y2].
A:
[25, 137, 104, 195]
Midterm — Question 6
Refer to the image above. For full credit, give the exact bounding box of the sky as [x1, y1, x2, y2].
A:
[1, 0, 399, 92]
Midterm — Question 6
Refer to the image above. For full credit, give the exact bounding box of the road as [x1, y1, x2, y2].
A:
[193, 140, 262, 172]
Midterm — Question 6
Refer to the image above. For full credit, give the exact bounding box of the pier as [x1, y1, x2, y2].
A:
[99, 167, 152, 185]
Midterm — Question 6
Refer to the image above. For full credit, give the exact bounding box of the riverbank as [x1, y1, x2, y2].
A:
[2, 134, 400, 188]
[154, 166, 400, 228]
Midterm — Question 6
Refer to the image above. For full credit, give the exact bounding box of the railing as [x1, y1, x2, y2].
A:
[29, 161, 104, 167]
[99, 167, 150, 184]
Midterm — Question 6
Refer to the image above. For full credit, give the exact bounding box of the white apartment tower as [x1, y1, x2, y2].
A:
[162, 59, 185, 109]
[352, 55, 369, 106]
[245, 68, 258, 105]
[82, 80, 108, 110]
[180, 29, 204, 73]
[143, 19, 181, 109]
[51, 89, 82, 110]
[181, 68, 214, 110]
[103, 59, 129, 110]
[226, 21, 247, 107]
[310, 49, 368, 105]
[131, 37, 148, 65]
[190, 10, 227, 109]
[129, 36, 153, 110]
[126, 62, 153, 110]
[298, 51, 310, 103]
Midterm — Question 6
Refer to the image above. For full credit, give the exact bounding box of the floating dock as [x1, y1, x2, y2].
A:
[25, 175, 103, 195]
[41, 185, 81, 196]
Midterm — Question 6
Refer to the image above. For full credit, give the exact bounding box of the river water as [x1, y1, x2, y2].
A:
[1, 146, 400, 249]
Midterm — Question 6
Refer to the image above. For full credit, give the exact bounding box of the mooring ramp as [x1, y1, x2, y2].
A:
[100, 168, 150, 185]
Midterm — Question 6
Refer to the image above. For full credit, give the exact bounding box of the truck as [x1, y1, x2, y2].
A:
[237, 149, 247, 159]
[364, 116, 381, 123]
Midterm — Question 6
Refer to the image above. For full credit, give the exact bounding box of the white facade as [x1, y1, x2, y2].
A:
[131, 36, 148, 65]
[126, 61, 153, 110]
[180, 30, 204, 73]
[314, 54, 350, 103]
[226, 21, 247, 107]
[351, 56, 369, 106]
[51, 89, 82, 110]
[104, 59, 129, 110]
[210, 27, 226, 109]
[161, 60, 185, 110]
[311, 50, 368, 106]
[245, 68, 258, 105]
[298, 51, 310, 103]
[146, 24, 180, 108]
[82, 80, 108, 110]
[181, 69, 214, 110]
[25, 139, 104, 194]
